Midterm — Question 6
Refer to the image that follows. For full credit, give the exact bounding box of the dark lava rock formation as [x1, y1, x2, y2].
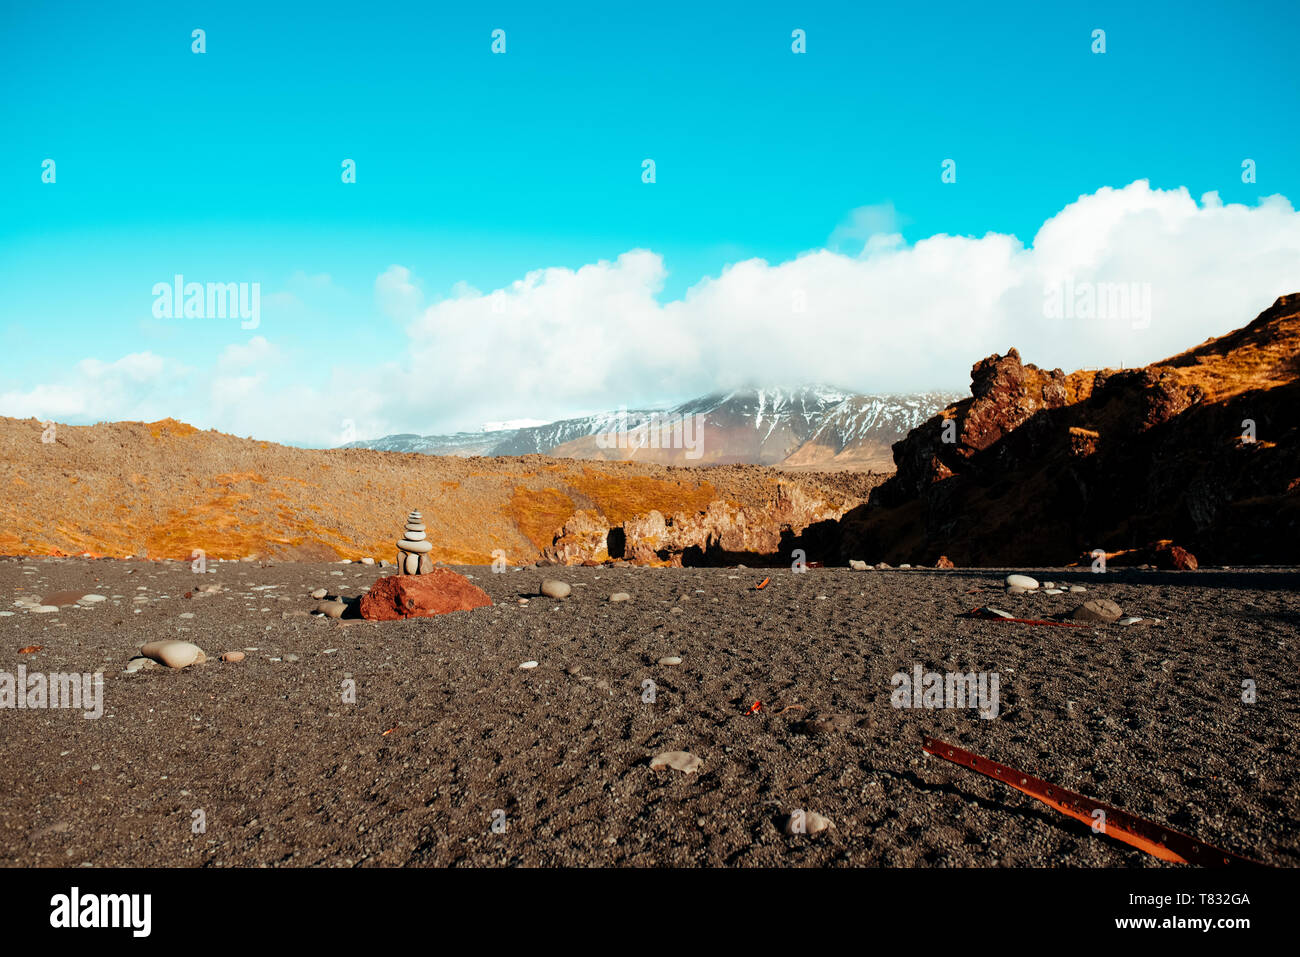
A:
[838, 294, 1300, 566]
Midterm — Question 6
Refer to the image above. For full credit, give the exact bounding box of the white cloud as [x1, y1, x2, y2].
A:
[4, 181, 1299, 443]
[397, 181, 1300, 417]
[0, 351, 192, 422]
[828, 201, 905, 252]
[375, 264, 423, 320]
[216, 335, 277, 371]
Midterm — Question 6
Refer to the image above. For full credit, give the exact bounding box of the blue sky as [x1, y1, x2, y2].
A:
[2, 0, 1298, 443]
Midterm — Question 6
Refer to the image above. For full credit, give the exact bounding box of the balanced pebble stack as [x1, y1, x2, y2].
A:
[396, 509, 434, 575]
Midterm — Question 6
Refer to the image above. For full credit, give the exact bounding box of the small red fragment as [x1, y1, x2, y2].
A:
[755, 577, 770, 590]
[18, 645, 43, 654]
[746, 701, 762, 715]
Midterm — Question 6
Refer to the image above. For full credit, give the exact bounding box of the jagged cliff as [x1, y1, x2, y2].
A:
[837, 294, 1300, 565]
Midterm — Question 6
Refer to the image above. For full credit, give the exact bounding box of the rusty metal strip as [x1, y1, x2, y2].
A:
[922, 737, 1264, 867]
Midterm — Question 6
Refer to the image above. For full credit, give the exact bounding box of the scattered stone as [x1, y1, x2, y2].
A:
[283, 653, 300, 663]
[42, 590, 87, 606]
[899, 563, 913, 569]
[1159, 543, 1198, 570]
[30, 606, 60, 614]
[1070, 599, 1123, 623]
[359, 557, 375, 565]
[311, 588, 328, 599]
[875, 562, 891, 569]
[360, 568, 493, 620]
[221, 651, 245, 663]
[1131, 541, 1198, 570]
[982, 607, 1015, 619]
[78, 594, 107, 603]
[658, 656, 683, 666]
[540, 580, 571, 600]
[139, 640, 206, 669]
[1069, 585, 1086, 593]
[1043, 588, 1064, 595]
[314, 600, 348, 619]
[123, 657, 159, 674]
[1117, 616, 1145, 626]
[650, 751, 701, 774]
[1041, 581, 1055, 589]
[785, 810, 833, 835]
[609, 592, 631, 602]
[519, 660, 539, 669]
[848, 559, 869, 571]
[1006, 574, 1039, 590]
[1007, 586, 1032, 595]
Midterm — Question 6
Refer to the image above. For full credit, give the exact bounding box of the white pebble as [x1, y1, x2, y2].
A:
[650, 751, 701, 773]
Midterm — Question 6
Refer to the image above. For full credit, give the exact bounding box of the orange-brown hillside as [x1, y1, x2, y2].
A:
[0, 417, 882, 564]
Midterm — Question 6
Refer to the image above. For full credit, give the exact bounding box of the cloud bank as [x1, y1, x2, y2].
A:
[4, 181, 1299, 446]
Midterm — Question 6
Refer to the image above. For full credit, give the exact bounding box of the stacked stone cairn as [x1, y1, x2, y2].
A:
[396, 509, 434, 575]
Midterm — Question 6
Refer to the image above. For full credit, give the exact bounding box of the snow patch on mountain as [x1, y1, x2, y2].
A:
[344, 385, 961, 468]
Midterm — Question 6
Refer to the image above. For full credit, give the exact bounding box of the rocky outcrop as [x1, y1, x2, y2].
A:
[839, 295, 1300, 566]
[1086, 541, 1200, 570]
[545, 482, 849, 566]
[544, 510, 612, 565]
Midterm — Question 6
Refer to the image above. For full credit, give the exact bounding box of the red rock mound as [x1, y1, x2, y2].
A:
[359, 570, 494, 621]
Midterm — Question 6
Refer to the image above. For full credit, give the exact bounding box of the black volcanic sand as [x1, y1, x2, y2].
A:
[1, 556, 1297, 868]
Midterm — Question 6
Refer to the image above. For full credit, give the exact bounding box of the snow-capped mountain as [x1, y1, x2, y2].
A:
[343, 385, 962, 471]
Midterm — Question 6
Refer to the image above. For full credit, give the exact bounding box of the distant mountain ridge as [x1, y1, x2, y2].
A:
[344, 386, 964, 471]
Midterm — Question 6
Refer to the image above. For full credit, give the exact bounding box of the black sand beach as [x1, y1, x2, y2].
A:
[1, 556, 1297, 867]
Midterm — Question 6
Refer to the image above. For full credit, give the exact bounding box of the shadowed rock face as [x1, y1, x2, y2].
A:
[839, 295, 1300, 567]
